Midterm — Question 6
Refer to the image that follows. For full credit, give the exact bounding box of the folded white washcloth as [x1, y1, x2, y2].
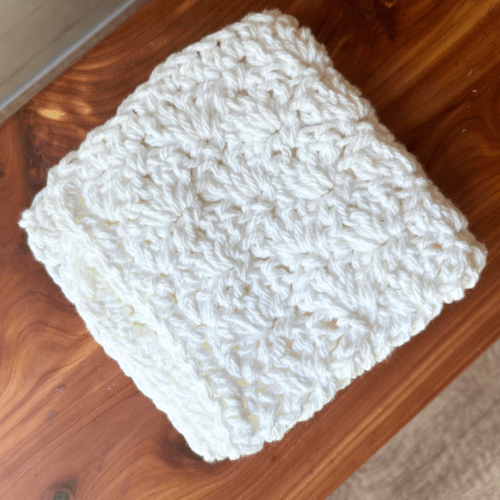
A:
[19, 10, 487, 462]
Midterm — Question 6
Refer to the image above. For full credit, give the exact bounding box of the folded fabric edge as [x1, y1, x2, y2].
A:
[19, 189, 262, 462]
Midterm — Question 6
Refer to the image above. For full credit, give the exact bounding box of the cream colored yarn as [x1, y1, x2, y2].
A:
[19, 10, 487, 462]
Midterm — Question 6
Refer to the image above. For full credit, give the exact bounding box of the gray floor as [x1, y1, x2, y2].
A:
[327, 339, 500, 500]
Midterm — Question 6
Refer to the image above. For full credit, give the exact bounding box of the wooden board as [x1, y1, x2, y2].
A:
[329, 340, 500, 499]
[1, 0, 499, 498]
[0, 0, 150, 122]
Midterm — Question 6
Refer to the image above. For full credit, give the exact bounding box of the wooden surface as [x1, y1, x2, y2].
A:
[0, 0, 149, 122]
[328, 338, 500, 499]
[1, 0, 500, 499]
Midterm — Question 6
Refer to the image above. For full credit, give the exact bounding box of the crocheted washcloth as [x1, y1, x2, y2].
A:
[19, 10, 487, 462]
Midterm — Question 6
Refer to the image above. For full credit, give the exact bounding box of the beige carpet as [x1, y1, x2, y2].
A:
[327, 339, 500, 500]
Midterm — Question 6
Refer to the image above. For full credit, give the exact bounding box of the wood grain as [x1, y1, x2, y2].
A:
[328, 339, 500, 499]
[1, 0, 500, 499]
[0, 0, 150, 122]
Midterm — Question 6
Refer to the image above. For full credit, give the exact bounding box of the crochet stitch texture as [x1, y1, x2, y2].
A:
[20, 10, 487, 462]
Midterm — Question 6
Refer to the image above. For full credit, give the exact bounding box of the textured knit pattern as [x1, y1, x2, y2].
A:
[19, 10, 487, 462]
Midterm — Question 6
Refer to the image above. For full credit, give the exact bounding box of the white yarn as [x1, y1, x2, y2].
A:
[19, 10, 487, 462]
